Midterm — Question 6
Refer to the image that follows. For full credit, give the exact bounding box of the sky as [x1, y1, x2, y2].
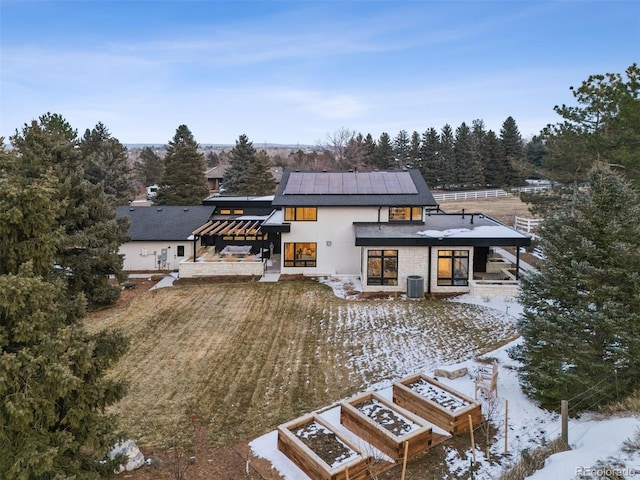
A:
[1, 1, 639, 146]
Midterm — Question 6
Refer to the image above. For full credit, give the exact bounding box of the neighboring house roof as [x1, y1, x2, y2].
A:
[116, 206, 214, 241]
[272, 169, 438, 207]
[354, 213, 532, 247]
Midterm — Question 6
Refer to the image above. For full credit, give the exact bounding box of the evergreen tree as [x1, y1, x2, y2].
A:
[500, 116, 525, 186]
[155, 125, 209, 205]
[374, 133, 394, 170]
[0, 138, 128, 479]
[393, 130, 411, 168]
[510, 165, 640, 409]
[525, 135, 547, 169]
[482, 130, 506, 187]
[361, 133, 377, 169]
[10, 113, 127, 309]
[420, 128, 440, 188]
[542, 63, 640, 186]
[409, 131, 421, 169]
[241, 149, 276, 195]
[223, 134, 258, 195]
[79, 122, 134, 206]
[133, 146, 164, 187]
[439, 124, 456, 189]
[455, 122, 484, 188]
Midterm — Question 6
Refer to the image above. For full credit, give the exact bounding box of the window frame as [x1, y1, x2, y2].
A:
[367, 249, 399, 286]
[177, 245, 185, 257]
[389, 206, 422, 222]
[437, 249, 470, 286]
[284, 207, 318, 221]
[283, 242, 317, 267]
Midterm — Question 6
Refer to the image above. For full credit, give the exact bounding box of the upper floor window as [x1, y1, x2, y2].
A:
[389, 207, 422, 222]
[218, 208, 244, 215]
[284, 207, 317, 221]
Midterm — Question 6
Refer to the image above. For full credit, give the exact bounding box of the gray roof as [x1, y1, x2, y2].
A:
[272, 169, 437, 207]
[116, 206, 214, 241]
[354, 213, 532, 247]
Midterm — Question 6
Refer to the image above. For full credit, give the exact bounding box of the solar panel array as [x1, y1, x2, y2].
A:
[283, 171, 418, 195]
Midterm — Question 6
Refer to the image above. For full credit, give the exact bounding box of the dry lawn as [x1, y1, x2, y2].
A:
[439, 195, 533, 226]
[86, 279, 518, 450]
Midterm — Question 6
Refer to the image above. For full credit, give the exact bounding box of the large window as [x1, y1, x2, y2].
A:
[367, 250, 398, 285]
[284, 207, 317, 221]
[437, 250, 469, 286]
[284, 242, 317, 267]
[389, 207, 422, 221]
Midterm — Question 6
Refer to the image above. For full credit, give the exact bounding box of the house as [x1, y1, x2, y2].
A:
[116, 205, 214, 271]
[265, 169, 531, 297]
[118, 169, 531, 299]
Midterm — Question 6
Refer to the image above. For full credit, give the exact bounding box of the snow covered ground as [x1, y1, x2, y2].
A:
[250, 277, 640, 480]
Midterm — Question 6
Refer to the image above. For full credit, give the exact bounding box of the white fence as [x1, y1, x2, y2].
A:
[433, 185, 550, 202]
[514, 216, 543, 235]
[433, 189, 509, 201]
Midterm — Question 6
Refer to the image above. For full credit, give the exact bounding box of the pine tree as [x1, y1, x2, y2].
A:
[510, 165, 640, 409]
[223, 134, 258, 195]
[543, 63, 640, 186]
[393, 130, 411, 168]
[500, 116, 525, 186]
[482, 130, 506, 187]
[242, 150, 276, 195]
[374, 133, 394, 170]
[134, 147, 164, 189]
[409, 131, 421, 170]
[80, 122, 134, 206]
[0, 140, 128, 479]
[10, 113, 127, 309]
[439, 124, 456, 189]
[155, 125, 209, 205]
[361, 133, 377, 169]
[420, 128, 440, 188]
[455, 122, 484, 188]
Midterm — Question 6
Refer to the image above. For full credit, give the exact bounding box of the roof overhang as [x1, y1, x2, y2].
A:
[354, 214, 532, 248]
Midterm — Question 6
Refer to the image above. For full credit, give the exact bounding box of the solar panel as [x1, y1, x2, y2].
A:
[283, 171, 418, 195]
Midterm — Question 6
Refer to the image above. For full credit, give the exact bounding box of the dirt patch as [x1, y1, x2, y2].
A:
[356, 399, 417, 437]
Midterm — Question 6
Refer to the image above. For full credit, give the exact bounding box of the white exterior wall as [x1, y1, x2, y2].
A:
[280, 206, 380, 275]
[359, 246, 474, 295]
[360, 246, 430, 293]
[119, 241, 191, 271]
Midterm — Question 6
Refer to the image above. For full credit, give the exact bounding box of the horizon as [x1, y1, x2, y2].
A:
[1, 1, 638, 145]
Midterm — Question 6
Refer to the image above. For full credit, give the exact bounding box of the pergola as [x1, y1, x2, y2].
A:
[191, 219, 265, 261]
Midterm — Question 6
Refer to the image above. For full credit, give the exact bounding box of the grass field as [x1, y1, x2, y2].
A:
[86, 279, 518, 450]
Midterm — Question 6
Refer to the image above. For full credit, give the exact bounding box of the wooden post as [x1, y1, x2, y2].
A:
[504, 399, 509, 454]
[561, 400, 569, 445]
[468, 415, 476, 467]
[401, 441, 409, 480]
[345, 466, 350, 480]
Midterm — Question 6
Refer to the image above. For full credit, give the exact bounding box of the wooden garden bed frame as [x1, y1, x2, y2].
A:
[393, 373, 483, 435]
[340, 392, 433, 462]
[277, 413, 372, 480]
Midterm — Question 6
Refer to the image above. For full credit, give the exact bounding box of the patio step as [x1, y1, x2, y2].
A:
[259, 273, 280, 282]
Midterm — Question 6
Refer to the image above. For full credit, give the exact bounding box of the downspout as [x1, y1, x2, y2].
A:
[516, 246, 521, 280]
[427, 246, 432, 294]
[193, 235, 199, 262]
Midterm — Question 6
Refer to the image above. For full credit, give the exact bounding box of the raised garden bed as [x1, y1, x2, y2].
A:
[277, 414, 371, 480]
[393, 373, 483, 435]
[340, 392, 433, 462]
